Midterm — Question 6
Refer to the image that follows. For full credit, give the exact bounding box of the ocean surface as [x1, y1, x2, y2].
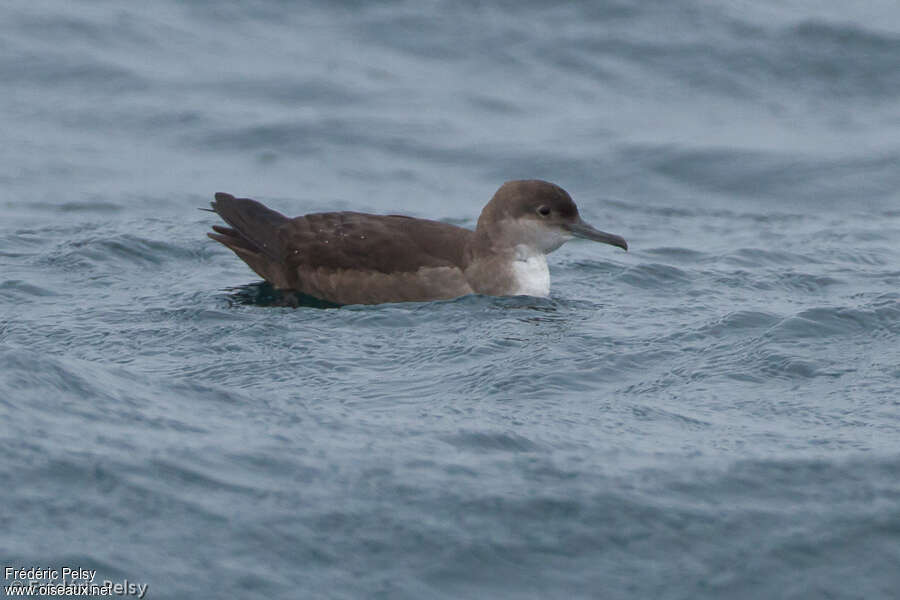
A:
[2, 1, 900, 598]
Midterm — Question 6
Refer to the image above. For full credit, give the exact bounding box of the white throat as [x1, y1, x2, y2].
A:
[510, 245, 550, 297]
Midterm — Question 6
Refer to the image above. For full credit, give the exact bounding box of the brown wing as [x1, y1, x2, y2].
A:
[209, 194, 476, 304]
[277, 212, 469, 273]
[274, 212, 474, 304]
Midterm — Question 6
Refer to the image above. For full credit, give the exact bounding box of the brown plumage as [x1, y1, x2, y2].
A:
[208, 180, 627, 305]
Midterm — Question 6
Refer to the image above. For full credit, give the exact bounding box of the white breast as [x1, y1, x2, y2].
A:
[510, 251, 550, 297]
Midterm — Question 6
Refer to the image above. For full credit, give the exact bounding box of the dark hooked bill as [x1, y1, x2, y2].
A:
[567, 219, 628, 251]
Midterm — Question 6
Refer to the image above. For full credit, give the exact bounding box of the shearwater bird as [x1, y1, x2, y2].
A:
[207, 179, 627, 305]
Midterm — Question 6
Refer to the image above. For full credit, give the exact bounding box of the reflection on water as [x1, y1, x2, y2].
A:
[223, 281, 343, 309]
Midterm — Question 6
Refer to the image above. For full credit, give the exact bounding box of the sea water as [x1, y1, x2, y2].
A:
[2, 2, 899, 598]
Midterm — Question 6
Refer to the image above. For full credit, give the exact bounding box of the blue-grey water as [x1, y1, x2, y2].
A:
[2, 2, 900, 599]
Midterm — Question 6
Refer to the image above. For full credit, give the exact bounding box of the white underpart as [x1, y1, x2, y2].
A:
[501, 220, 573, 297]
[511, 246, 550, 297]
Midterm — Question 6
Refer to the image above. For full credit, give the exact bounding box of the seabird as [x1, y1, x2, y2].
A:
[207, 179, 627, 305]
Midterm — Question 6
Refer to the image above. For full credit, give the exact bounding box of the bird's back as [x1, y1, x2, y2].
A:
[209, 194, 475, 304]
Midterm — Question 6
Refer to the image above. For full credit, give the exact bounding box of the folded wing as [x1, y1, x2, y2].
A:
[209, 194, 474, 304]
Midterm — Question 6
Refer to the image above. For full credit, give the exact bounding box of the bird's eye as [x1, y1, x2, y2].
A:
[537, 206, 551, 216]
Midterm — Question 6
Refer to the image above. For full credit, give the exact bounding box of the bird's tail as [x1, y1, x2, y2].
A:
[207, 193, 290, 281]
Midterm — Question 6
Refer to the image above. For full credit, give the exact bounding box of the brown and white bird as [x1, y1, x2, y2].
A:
[207, 179, 627, 305]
